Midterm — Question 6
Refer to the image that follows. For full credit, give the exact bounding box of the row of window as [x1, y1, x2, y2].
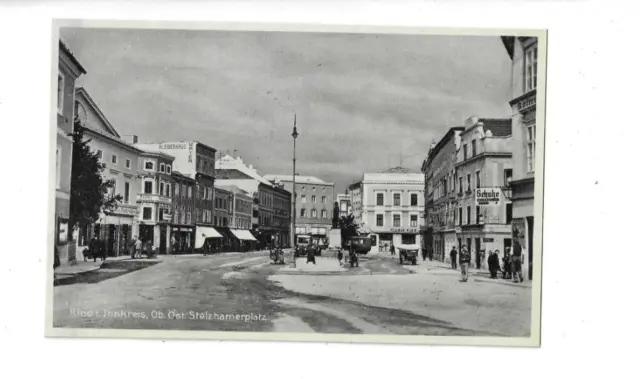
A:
[376, 214, 419, 228]
[298, 194, 328, 204]
[215, 197, 230, 211]
[375, 193, 419, 207]
[299, 209, 328, 218]
[298, 185, 327, 192]
[96, 150, 134, 170]
[454, 204, 513, 226]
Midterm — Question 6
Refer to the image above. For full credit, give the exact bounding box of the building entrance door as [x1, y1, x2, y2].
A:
[527, 217, 534, 280]
[160, 226, 167, 254]
[475, 238, 481, 269]
[504, 238, 512, 255]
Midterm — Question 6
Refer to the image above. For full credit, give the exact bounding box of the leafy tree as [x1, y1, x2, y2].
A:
[338, 214, 359, 248]
[332, 201, 340, 228]
[69, 118, 122, 238]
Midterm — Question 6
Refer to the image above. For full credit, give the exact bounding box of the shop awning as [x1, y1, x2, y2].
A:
[230, 229, 258, 241]
[195, 226, 222, 249]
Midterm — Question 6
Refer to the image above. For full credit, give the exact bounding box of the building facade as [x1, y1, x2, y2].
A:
[217, 184, 257, 251]
[55, 40, 86, 264]
[336, 194, 351, 218]
[454, 117, 513, 269]
[136, 141, 220, 251]
[74, 88, 140, 257]
[212, 185, 234, 251]
[215, 155, 278, 249]
[135, 149, 175, 254]
[360, 168, 425, 250]
[262, 175, 334, 241]
[271, 182, 292, 247]
[422, 127, 465, 262]
[347, 181, 363, 226]
[171, 171, 197, 254]
[502, 36, 538, 281]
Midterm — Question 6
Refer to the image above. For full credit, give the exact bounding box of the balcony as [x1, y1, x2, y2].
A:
[136, 193, 172, 205]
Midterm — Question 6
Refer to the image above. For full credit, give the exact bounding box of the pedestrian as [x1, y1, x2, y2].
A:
[511, 240, 524, 283]
[502, 248, 512, 279]
[306, 244, 316, 265]
[337, 250, 344, 264]
[450, 246, 458, 270]
[134, 237, 142, 259]
[459, 245, 471, 282]
[488, 250, 500, 279]
[422, 247, 427, 261]
[130, 236, 137, 259]
[429, 247, 433, 261]
[89, 236, 100, 262]
[480, 249, 486, 270]
[390, 243, 395, 256]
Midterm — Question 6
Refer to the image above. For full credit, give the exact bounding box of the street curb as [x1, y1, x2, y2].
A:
[53, 259, 160, 286]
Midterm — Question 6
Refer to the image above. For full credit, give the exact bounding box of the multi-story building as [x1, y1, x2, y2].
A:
[262, 174, 333, 242]
[170, 171, 197, 253]
[454, 116, 513, 269]
[136, 141, 220, 251]
[215, 154, 279, 249]
[271, 182, 292, 247]
[55, 40, 86, 264]
[502, 36, 539, 280]
[347, 181, 363, 226]
[217, 184, 257, 251]
[360, 167, 425, 250]
[73, 88, 140, 257]
[421, 126, 465, 262]
[336, 194, 351, 218]
[135, 148, 175, 253]
[212, 185, 234, 251]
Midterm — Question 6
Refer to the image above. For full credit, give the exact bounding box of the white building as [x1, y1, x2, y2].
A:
[359, 167, 425, 251]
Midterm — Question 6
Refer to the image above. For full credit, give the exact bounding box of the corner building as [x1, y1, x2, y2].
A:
[454, 117, 513, 269]
[502, 36, 539, 280]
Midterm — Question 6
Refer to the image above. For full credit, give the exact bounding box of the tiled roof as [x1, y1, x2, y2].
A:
[263, 174, 334, 186]
[479, 118, 512, 137]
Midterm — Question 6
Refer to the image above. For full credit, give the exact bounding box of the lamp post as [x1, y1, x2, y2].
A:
[291, 114, 298, 265]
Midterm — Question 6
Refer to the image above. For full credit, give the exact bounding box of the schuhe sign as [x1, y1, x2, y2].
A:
[475, 188, 502, 206]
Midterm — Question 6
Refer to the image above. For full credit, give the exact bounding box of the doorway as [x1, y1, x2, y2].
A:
[160, 226, 167, 254]
[527, 217, 534, 280]
[504, 238, 512, 255]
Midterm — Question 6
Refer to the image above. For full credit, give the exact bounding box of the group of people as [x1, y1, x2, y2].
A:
[129, 236, 154, 259]
[449, 242, 525, 283]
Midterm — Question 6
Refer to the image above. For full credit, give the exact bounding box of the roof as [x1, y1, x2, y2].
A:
[501, 36, 515, 60]
[379, 166, 420, 174]
[215, 155, 272, 186]
[263, 174, 334, 186]
[136, 146, 175, 161]
[75, 88, 121, 138]
[172, 171, 197, 183]
[427, 126, 465, 164]
[363, 172, 424, 183]
[216, 184, 252, 197]
[59, 39, 87, 75]
[479, 118, 512, 137]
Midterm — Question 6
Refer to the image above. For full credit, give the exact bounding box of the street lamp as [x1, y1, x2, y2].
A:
[291, 114, 298, 265]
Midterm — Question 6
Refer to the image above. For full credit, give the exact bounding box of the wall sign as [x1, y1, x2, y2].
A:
[475, 188, 502, 206]
[57, 217, 69, 245]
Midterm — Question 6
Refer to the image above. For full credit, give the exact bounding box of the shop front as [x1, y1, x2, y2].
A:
[194, 225, 222, 252]
[229, 229, 258, 252]
[457, 225, 512, 270]
[170, 225, 195, 254]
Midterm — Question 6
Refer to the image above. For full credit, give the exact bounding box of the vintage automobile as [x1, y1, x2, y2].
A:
[294, 235, 322, 257]
[345, 236, 372, 255]
[397, 243, 419, 265]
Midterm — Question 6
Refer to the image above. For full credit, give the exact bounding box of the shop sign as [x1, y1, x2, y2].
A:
[475, 188, 502, 206]
[390, 228, 418, 234]
[163, 212, 173, 221]
[159, 143, 188, 150]
[518, 94, 536, 113]
[483, 238, 494, 243]
[57, 218, 69, 244]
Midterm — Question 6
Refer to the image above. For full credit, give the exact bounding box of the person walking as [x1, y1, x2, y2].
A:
[422, 247, 428, 261]
[488, 250, 500, 279]
[502, 247, 512, 279]
[390, 243, 395, 256]
[134, 237, 142, 259]
[459, 245, 471, 282]
[512, 240, 524, 283]
[450, 246, 458, 270]
[89, 236, 100, 263]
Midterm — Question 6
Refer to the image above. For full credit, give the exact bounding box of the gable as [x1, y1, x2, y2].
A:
[75, 88, 121, 139]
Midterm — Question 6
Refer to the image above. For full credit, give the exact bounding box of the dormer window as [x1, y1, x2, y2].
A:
[160, 163, 165, 173]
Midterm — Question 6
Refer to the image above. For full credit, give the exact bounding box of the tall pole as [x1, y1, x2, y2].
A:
[291, 114, 298, 263]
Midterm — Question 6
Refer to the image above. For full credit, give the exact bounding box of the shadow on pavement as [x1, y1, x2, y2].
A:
[54, 260, 160, 286]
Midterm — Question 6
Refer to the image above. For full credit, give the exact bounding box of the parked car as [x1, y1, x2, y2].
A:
[397, 244, 419, 265]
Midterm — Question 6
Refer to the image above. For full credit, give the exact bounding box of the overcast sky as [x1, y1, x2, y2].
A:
[61, 27, 512, 194]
